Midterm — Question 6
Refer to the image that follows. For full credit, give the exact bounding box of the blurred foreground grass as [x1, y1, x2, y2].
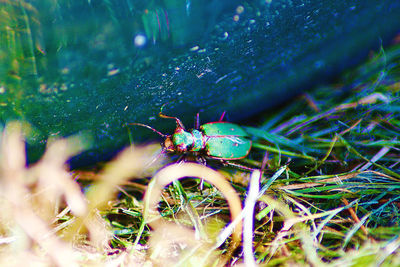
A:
[0, 41, 400, 266]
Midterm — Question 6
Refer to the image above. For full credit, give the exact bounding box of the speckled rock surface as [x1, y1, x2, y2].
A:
[1, 1, 399, 165]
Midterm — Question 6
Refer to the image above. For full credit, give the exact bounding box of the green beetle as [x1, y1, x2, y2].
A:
[128, 109, 252, 160]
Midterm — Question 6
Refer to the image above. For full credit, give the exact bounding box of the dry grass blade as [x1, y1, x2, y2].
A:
[0, 122, 81, 267]
[143, 162, 242, 266]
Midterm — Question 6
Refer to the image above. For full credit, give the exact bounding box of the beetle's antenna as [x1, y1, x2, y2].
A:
[125, 123, 168, 137]
[159, 103, 186, 129]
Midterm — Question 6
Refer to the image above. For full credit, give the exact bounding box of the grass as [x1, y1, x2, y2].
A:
[0, 41, 400, 266]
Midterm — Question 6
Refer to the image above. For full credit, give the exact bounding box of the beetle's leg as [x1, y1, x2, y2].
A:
[218, 111, 226, 122]
[220, 160, 257, 172]
[175, 152, 207, 190]
[193, 153, 207, 190]
[176, 154, 186, 163]
[195, 155, 207, 165]
[195, 112, 200, 129]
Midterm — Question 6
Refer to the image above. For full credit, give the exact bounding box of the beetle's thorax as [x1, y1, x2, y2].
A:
[169, 127, 206, 153]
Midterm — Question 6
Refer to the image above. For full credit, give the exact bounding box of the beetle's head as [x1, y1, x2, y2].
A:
[162, 136, 176, 153]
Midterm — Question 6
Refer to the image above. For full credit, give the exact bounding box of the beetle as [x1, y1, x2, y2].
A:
[127, 106, 252, 162]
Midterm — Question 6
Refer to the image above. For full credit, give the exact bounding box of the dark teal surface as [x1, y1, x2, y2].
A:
[0, 1, 399, 165]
